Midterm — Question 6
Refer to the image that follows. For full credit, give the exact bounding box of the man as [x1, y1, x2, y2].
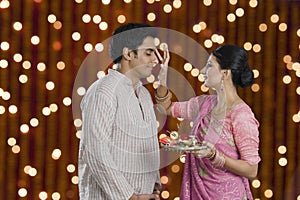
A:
[78, 23, 161, 200]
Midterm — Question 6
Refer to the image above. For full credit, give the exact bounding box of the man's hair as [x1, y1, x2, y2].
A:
[109, 23, 157, 64]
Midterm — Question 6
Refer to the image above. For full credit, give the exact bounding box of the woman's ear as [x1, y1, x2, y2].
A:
[222, 69, 231, 80]
[122, 47, 132, 61]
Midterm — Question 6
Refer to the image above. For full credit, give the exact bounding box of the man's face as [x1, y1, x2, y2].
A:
[129, 36, 158, 79]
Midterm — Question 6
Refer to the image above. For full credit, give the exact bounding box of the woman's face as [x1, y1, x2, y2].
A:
[200, 55, 223, 89]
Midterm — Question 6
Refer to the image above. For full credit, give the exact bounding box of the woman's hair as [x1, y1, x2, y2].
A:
[212, 45, 254, 88]
[109, 23, 157, 64]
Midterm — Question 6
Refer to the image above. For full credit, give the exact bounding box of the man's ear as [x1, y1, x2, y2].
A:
[122, 47, 132, 61]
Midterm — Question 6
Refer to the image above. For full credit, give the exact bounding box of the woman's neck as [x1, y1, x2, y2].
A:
[214, 82, 242, 113]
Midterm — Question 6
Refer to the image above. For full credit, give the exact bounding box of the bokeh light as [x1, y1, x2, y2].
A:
[264, 189, 273, 198]
[161, 191, 170, 199]
[279, 23, 287, 32]
[37, 62, 46, 71]
[99, 21, 108, 30]
[39, 191, 48, 200]
[93, 15, 102, 24]
[57, 61, 66, 70]
[30, 118, 39, 127]
[20, 124, 30, 134]
[82, 14, 91, 23]
[117, 15, 126, 23]
[52, 149, 62, 160]
[1, 41, 10, 51]
[48, 14, 57, 23]
[9, 105, 18, 114]
[173, 0, 182, 8]
[67, 164, 76, 173]
[147, 12, 156, 21]
[31, 36, 40, 45]
[278, 157, 288, 166]
[252, 179, 261, 188]
[270, 14, 279, 23]
[18, 188, 27, 197]
[235, 8, 244, 17]
[282, 75, 292, 84]
[52, 192, 61, 200]
[72, 32, 81, 41]
[227, 13, 236, 22]
[12, 145, 21, 154]
[160, 176, 169, 184]
[259, 23, 268, 32]
[163, 4, 172, 13]
[7, 137, 17, 146]
[63, 97, 72, 106]
[203, 0, 212, 6]
[229, 0, 238, 5]
[171, 164, 180, 173]
[278, 145, 287, 154]
[13, 21, 23, 31]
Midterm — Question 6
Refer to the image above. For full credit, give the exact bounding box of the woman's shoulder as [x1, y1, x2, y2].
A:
[231, 102, 253, 113]
[230, 102, 258, 123]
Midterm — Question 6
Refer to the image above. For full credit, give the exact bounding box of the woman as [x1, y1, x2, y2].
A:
[155, 45, 261, 200]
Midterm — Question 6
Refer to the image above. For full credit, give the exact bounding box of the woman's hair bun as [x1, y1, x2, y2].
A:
[212, 45, 254, 88]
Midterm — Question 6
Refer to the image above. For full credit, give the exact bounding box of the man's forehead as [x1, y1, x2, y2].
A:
[139, 36, 157, 49]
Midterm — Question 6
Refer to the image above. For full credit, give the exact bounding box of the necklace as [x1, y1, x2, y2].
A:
[211, 98, 243, 120]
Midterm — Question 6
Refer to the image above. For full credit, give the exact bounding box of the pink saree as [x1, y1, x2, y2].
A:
[171, 95, 261, 200]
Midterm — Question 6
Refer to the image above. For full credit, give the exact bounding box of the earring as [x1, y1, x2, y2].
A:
[220, 79, 224, 91]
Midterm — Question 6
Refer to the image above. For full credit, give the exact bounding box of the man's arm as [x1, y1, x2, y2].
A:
[81, 92, 135, 199]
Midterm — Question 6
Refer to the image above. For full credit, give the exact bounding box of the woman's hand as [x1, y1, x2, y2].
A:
[191, 141, 216, 159]
[155, 44, 170, 86]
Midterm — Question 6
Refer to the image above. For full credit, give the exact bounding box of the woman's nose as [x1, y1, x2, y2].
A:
[200, 66, 206, 74]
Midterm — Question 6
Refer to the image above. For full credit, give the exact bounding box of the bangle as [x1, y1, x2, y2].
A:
[155, 89, 170, 101]
[207, 148, 216, 160]
[211, 150, 225, 168]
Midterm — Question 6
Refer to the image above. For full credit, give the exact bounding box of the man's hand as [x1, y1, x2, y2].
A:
[153, 182, 162, 195]
[129, 193, 160, 200]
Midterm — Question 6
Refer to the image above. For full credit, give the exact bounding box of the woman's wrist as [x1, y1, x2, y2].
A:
[156, 85, 168, 97]
[211, 150, 226, 168]
[207, 148, 216, 160]
[155, 89, 169, 100]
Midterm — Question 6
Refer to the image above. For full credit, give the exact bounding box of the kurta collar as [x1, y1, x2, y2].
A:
[108, 69, 142, 89]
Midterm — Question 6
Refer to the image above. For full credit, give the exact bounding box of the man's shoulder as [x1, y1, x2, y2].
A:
[88, 74, 118, 96]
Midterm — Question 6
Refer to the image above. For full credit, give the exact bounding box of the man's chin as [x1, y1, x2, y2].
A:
[143, 73, 152, 79]
[144, 70, 153, 77]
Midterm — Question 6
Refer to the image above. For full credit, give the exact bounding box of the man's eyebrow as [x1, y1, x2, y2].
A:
[145, 48, 156, 51]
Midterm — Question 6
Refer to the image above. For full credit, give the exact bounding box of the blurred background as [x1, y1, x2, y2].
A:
[0, 0, 299, 199]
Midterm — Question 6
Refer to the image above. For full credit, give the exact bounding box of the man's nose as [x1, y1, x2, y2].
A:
[152, 55, 159, 65]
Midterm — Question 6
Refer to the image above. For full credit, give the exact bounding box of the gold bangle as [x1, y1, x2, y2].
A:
[207, 148, 216, 160]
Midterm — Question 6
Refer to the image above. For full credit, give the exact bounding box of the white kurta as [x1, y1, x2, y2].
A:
[78, 69, 160, 200]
